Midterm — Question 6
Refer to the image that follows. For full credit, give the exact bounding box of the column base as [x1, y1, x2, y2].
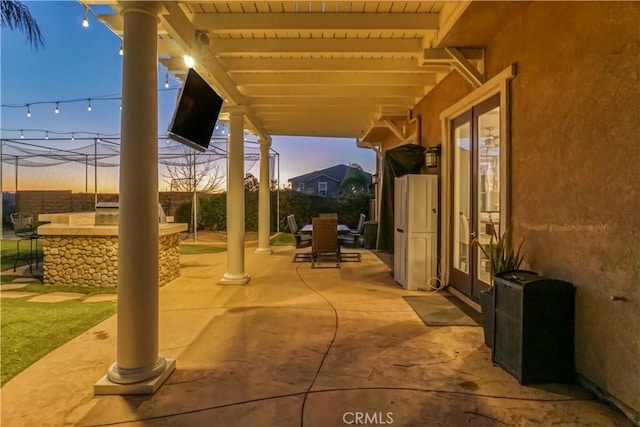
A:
[255, 247, 273, 255]
[94, 358, 175, 395]
[219, 272, 251, 285]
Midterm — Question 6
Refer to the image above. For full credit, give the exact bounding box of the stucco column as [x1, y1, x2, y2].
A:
[220, 107, 250, 284]
[255, 137, 273, 254]
[95, 1, 175, 394]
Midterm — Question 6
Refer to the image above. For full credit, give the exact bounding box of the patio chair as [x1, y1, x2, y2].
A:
[10, 213, 42, 273]
[288, 214, 312, 262]
[339, 213, 366, 248]
[311, 216, 340, 268]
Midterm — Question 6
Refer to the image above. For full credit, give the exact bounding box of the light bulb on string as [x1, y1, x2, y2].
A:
[71, 133, 75, 141]
[96, 134, 101, 142]
[119, 103, 122, 111]
[87, 99, 92, 112]
[164, 73, 169, 88]
[20, 130, 24, 139]
[26, 105, 31, 118]
[119, 42, 123, 56]
[45, 131, 49, 140]
[54, 102, 60, 114]
[82, 6, 89, 28]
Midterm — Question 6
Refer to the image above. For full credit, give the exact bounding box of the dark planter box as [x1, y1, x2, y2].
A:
[480, 289, 494, 348]
[492, 271, 575, 384]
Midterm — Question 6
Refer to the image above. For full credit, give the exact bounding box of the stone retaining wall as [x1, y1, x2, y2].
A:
[43, 234, 181, 287]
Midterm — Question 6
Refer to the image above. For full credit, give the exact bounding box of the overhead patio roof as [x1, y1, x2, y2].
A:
[85, 1, 527, 141]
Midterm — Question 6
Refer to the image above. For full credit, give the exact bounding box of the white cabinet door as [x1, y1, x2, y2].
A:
[406, 232, 437, 290]
[408, 175, 438, 234]
[394, 176, 407, 286]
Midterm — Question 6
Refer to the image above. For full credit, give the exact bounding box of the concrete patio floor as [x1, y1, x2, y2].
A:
[0, 246, 632, 426]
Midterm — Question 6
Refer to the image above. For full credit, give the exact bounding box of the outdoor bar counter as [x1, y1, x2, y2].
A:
[38, 212, 187, 287]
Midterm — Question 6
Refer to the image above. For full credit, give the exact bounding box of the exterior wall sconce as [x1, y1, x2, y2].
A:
[425, 144, 441, 168]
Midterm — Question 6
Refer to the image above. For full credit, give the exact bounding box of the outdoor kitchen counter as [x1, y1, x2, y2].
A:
[38, 222, 188, 236]
[37, 213, 187, 287]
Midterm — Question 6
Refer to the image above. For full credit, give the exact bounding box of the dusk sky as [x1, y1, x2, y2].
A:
[0, 1, 375, 193]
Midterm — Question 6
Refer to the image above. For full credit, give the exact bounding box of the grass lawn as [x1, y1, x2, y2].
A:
[270, 233, 295, 246]
[180, 244, 226, 255]
[1, 296, 116, 385]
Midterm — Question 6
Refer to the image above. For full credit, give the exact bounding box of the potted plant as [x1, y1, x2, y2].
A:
[474, 222, 525, 348]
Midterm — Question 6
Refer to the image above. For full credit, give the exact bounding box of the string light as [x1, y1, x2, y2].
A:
[119, 42, 123, 56]
[26, 105, 31, 117]
[82, 6, 89, 28]
[119, 103, 122, 111]
[87, 99, 92, 112]
[2, 128, 121, 141]
[54, 102, 60, 114]
[164, 73, 169, 89]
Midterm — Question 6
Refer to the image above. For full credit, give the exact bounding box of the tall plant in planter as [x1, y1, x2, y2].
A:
[474, 222, 525, 348]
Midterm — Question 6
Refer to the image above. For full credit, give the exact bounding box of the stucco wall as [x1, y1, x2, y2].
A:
[485, 2, 640, 415]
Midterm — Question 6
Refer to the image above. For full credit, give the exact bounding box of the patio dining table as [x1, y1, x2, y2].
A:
[300, 224, 351, 233]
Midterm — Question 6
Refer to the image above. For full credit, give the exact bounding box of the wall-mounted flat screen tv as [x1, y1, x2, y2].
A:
[167, 68, 224, 152]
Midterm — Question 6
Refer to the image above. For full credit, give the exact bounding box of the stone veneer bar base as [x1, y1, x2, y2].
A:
[37, 214, 188, 288]
[42, 234, 181, 287]
[94, 359, 175, 395]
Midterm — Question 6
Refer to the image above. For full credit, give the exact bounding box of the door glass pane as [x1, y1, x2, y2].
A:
[477, 106, 501, 284]
[453, 122, 471, 273]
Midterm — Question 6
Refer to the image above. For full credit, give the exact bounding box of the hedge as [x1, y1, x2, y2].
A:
[175, 189, 372, 232]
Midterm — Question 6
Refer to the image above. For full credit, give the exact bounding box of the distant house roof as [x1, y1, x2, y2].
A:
[288, 164, 372, 183]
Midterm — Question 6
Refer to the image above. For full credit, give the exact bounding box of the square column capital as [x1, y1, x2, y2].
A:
[226, 106, 246, 118]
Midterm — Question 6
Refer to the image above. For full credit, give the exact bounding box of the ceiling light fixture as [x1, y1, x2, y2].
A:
[183, 55, 195, 68]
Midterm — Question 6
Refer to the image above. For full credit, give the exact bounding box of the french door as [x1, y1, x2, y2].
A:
[449, 94, 502, 301]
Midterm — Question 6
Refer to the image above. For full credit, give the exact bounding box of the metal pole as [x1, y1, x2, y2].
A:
[0, 141, 3, 233]
[192, 150, 197, 242]
[85, 155, 88, 193]
[277, 152, 280, 233]
[94, 138, 98, 206]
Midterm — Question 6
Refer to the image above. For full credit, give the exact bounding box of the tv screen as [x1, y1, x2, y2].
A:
[167, 68, 224, 152]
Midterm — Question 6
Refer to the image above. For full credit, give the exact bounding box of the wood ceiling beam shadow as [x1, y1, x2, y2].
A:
[219, 58, 451, 73]
[191, 12, 439, 32]
[249, 96, 418, 107]
[230, 72, 438, 86]
[239, 86, 425, 97]
[208, 39, 422, 54]
[267, 127, 366, 138]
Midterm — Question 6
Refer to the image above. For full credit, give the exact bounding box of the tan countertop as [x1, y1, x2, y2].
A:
[38, 222, 188, 237]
